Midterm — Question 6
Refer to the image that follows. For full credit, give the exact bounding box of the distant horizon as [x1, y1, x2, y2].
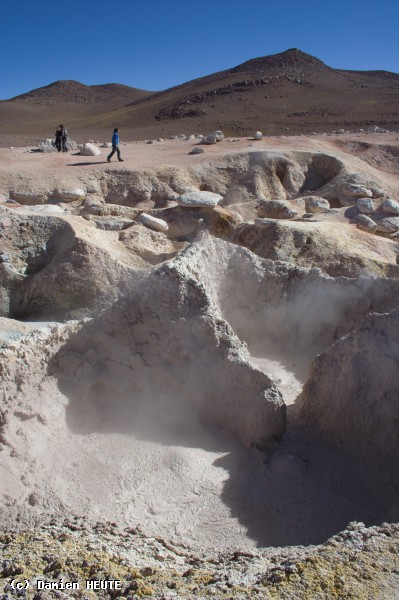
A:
[3, 47, 399, 102]
[2, 0, 398, 100]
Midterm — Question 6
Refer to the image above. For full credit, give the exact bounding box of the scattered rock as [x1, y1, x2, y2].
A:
[189, 147, 205, 155]
[357, 197, 376, 214]
[53, 188, 86, 202]
[303, 196, 330, 213]
[177, 191, 222, 208]
[138, 212, 169, 232]
[375, 216, 399, 234]
[353, 214, 378, 233]
[254, 131, 263, 140]
[257, 199, 300, 219]
[79, 143, 101, 156]
[381, 198, 399, 215]
[9, 191, 47, 205]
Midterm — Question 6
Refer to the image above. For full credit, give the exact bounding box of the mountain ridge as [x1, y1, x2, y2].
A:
[1, 48, 398, 146]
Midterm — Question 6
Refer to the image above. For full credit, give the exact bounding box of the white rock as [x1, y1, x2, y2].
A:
[381, 198, 399, 216]
[80, 143, 101, 156]
[214, 130, 224, 141]
[205, 133, 217, 145]
[357, 197, 376, 214]
[367, 125, 379, 133]
[101, 142, 112, 148]
[138, 213, 169, 232]
[177, 191, 222, 208]
[53, 188, 86, 202]
[254, 131, 263, 140]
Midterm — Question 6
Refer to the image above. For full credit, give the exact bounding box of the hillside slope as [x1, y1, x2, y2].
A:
[1, 49, 398, 146]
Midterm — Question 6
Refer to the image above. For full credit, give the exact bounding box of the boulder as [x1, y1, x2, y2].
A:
[303, 196, 330, 213]
[10, 191, 47, 205]
[205, 133, 218, 145]
[357, 197, 376, 214]
[81, 197, 105, 216]
[53, 188, 86, 202]
[206, 130, 224, 144]
[257, 199, 300, 219]
[381, 198, 399, 216]
[101, 142, 112, 148]
[37, 139, 56, 153]
[177, 191, 222, 208]
[352, 214, 377, 234]
[38, 138, 77, 152]
[80, 143, 101, 157]
[137, 212, 169, 233]
[254, 131, 263, 140]
[375, 216, 399, 235]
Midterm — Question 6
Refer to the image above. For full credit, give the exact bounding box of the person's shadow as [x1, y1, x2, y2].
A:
[67, 161, 110, 166]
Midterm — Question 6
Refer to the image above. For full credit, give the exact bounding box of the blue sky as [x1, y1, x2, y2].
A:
[1, 0, 398, 99]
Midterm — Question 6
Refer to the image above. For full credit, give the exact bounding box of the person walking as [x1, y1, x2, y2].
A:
[107, 128, 124, 162]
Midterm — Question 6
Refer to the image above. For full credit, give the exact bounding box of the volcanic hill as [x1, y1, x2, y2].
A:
[1, 48, 398, 146]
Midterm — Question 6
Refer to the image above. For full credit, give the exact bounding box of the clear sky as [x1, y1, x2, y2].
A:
[1, 0, 398, 100]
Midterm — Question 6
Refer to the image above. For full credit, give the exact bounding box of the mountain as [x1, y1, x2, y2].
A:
[11, 79, 152, 104]
[1, 49, 398, 146]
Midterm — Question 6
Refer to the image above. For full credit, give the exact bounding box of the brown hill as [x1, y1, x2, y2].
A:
[0, 80, 153, 146]
[1, 49, 398, 146]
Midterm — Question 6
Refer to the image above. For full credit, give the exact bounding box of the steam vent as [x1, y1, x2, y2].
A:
[1, 128, 399, 597]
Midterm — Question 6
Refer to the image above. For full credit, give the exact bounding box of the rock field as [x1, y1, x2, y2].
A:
[1, 131, 399, 598]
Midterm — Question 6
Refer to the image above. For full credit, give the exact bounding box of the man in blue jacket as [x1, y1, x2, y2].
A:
[107, 128, 124, 162]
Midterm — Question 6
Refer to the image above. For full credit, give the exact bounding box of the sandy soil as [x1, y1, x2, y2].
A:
[1, 132, 398, 176]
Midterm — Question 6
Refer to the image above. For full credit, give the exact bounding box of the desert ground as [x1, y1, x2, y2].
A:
[1, 130, 399, 598]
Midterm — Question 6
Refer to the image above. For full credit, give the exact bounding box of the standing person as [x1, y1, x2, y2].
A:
[54, 124, 68, 152]
[55, 125, 63, 152]
[107, 128, 124, 162]
[61, 125, 68, 152]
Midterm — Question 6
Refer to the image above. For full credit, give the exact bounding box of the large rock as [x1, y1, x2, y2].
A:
[138, 212, 169, 232]
[375, 216, 399, 234]
[357, 197, 376, 214]
[257, 199, 301, 219]
[53, 188, 86, 202]
[177, 191, 222, 208]
[10, 191, 48, 205]
[352, 214, 377, 234]
[381, 198, 399, 215]
[303, 196, 330, 213]
[254, 131, 263, 140]
[80, 143, 101, 157]
[37, 138, 77, 153]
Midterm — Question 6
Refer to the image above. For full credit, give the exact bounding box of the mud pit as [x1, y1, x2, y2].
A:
[1, 136, 399, 562]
